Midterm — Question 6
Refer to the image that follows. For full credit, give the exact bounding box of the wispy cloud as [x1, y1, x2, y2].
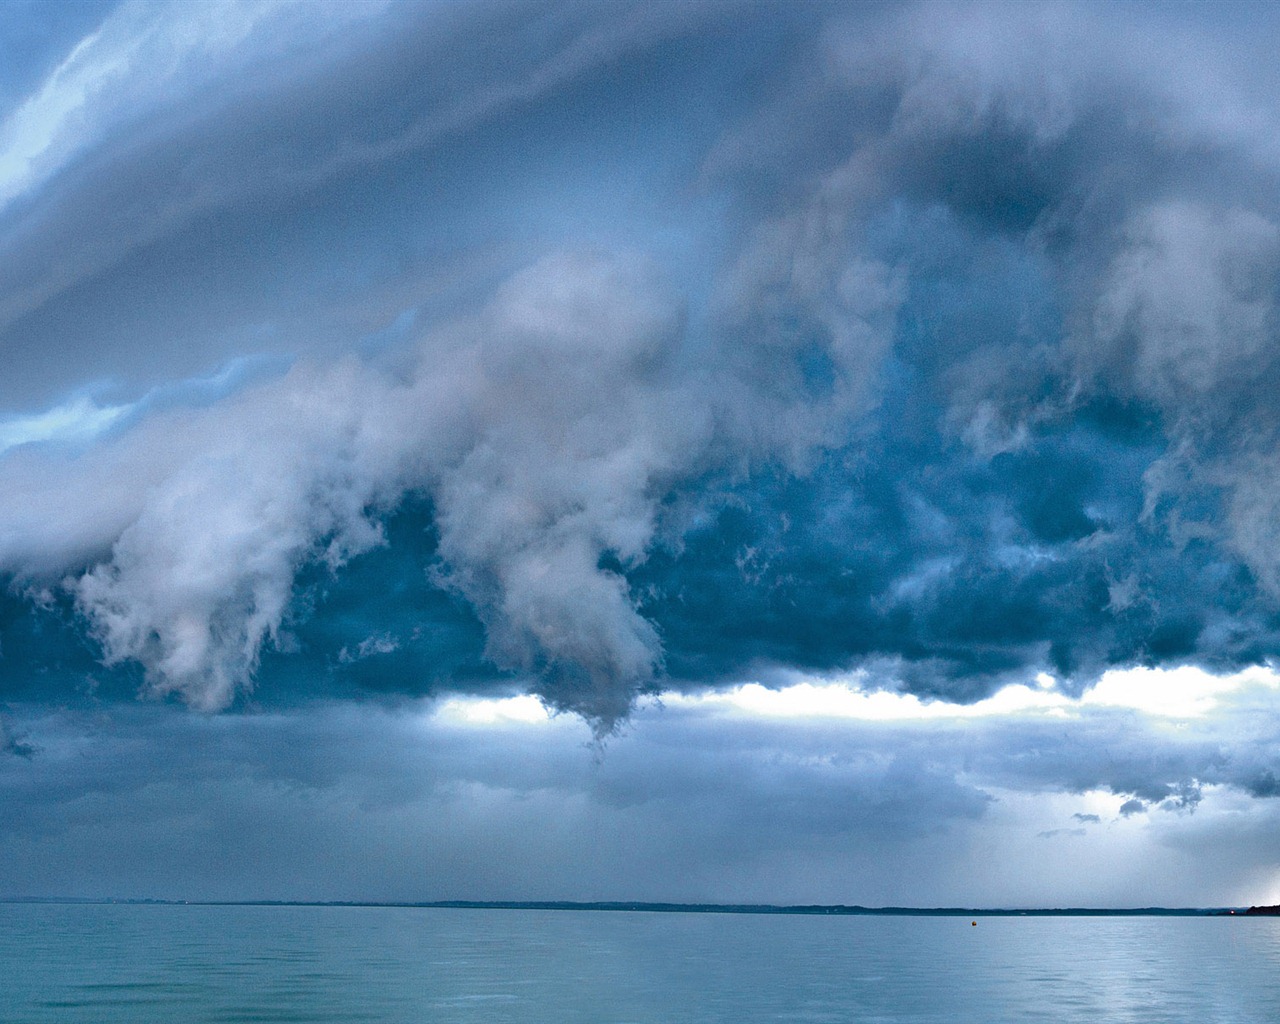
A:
[0, 1, 380, 214]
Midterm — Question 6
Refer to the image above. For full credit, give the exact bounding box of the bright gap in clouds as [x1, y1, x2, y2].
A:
[679, 665, 1280, 721]
[430, 665, 1280, 726]
[435, 693, 555, 726]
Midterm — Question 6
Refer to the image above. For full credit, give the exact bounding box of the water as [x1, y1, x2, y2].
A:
[2, 904, 1279, 1023]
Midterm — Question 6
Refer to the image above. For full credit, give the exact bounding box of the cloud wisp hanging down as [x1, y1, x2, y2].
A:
[3, 0, 1280, 735]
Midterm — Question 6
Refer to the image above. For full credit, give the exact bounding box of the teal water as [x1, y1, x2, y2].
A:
[3, 904, 1279, 1022]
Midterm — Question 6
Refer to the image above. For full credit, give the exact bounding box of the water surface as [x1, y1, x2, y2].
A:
[3, 904, 1278, 1023]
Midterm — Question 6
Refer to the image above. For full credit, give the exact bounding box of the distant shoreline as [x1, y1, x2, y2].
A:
[2, 898, 1273, 917]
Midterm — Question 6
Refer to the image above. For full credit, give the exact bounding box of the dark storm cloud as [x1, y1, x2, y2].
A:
[3, 1, 1280, 730]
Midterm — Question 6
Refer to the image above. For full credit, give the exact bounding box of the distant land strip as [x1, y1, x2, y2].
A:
[5, 898, 1280, 916]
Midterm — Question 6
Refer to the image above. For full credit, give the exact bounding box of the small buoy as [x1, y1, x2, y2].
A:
[971, 921, 976, 926]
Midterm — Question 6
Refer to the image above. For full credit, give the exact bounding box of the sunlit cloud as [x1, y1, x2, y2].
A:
[1081, 665, 1280, 718]
[434, 693, 555, 727]
[0, 396, 127, 453]
[656, 665, 1280, 724]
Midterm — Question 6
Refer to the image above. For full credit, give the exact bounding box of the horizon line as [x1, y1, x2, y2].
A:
[2, 898, 1275, 917]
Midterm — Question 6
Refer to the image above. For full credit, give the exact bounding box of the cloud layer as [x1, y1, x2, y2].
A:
[5, 670, 1280, 905]
[3, 1, 1280, 738]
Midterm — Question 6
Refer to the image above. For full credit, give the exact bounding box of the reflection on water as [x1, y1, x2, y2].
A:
[3, 904, 1279, 1023]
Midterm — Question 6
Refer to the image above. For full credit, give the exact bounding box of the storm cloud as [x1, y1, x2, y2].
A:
[4, 0, 1280, 903]
[3, 1, 1280, 730]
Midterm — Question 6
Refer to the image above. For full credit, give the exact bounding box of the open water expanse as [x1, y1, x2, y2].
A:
[3, 903, 1280, 1023]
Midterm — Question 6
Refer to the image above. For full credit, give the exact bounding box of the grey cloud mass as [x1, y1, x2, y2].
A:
[3, 0, 1280, 903]
[3, 685, 1278, 905]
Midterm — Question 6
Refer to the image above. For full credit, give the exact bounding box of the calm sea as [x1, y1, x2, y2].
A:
[3, 904, 1279, 1023]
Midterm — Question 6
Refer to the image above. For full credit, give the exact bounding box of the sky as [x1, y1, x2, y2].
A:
[2, 0, 1280, 908]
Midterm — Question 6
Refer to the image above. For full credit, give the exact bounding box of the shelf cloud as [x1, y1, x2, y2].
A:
[3, 0, 1280, 903]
